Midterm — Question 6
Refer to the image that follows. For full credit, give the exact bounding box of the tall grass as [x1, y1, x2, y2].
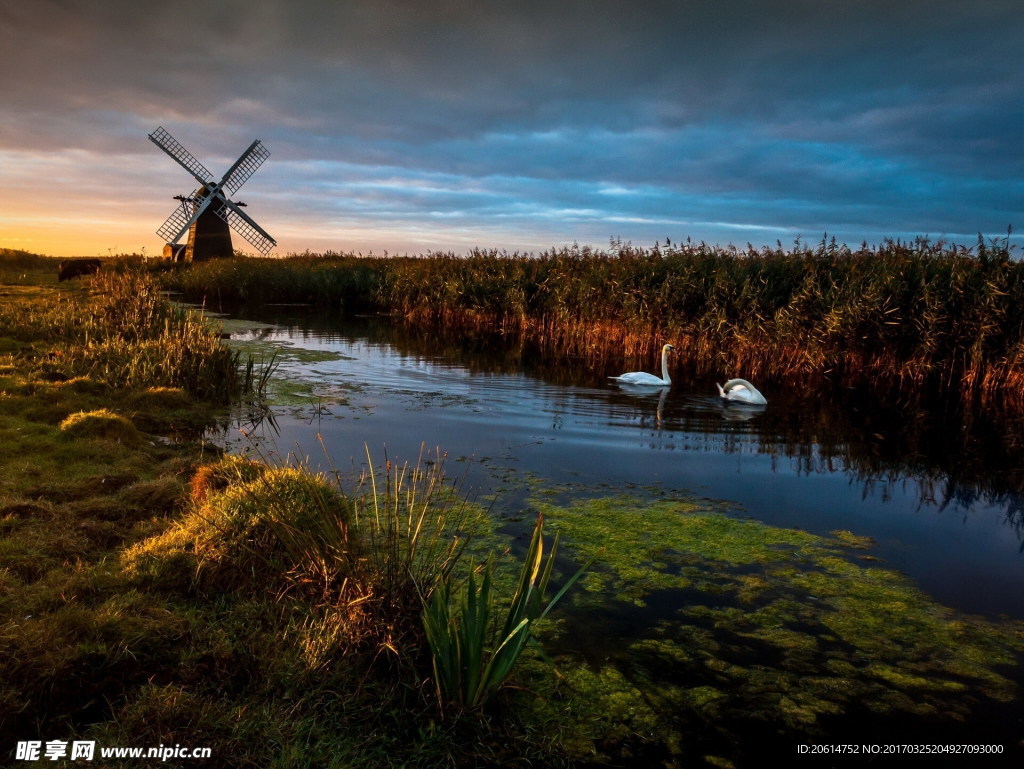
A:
[160, 235, 1024, 404]
[0, 268, 242, 400]
[340, 447, 485, 657]
[165, 251, 382, 311]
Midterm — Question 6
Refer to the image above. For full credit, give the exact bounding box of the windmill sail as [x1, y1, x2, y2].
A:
[156, 187, 225, 246]
[221, 139, 271, 194]
[148, 127, 214, 185]
[156, 204, 194, 245]
[214, 201, 277, 256]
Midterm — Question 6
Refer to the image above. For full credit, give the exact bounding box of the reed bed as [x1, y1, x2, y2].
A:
[168, 250, 382, 311]
[161, 236, 1023, 403]
[0, 267, 241, 400]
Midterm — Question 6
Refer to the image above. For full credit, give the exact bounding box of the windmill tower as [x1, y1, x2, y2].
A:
[149, 126, 277, 260]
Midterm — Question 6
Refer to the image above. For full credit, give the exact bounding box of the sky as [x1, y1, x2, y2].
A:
[1, 0, 1021, 257]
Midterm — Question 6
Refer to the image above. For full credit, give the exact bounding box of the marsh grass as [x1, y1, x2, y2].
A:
[125, 445, 489, 666]
[0, 247, 53, 284]
[0, 267, 255, 401]
[163, 235, 1024, 404]
[329, 446, 490, 663]
[0, 380, 222, 745]
[165, 251, 381, 311]
[240, 349, 279, 399]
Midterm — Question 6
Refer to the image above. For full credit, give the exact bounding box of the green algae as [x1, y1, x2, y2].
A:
[829, 529, 875, 549]
[511, 656, 676, 763]
[206, 316, 360, 409]
[229, 341, 360, 409]
[532, 496, 822, 606]
[522, 492, 1024, 758]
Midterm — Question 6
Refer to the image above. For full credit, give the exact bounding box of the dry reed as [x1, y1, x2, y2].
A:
[160, 234, 1023, 404]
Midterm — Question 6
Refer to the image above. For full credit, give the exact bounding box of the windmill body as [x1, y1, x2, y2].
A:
[185, 186, 233, 261]
[149, 126, 276, 261]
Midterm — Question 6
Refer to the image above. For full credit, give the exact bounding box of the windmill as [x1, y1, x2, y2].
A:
[149, 126, 277, 261]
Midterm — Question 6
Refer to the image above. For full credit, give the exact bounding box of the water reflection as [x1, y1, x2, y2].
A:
[210, 307, 1024, 618]
[224, 311, 1024, 519]
[683, 394, 768, 422]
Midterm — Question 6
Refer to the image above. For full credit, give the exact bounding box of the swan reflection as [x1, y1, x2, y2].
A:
[683, 394, 767, 422]
[614, 384, 670, 425]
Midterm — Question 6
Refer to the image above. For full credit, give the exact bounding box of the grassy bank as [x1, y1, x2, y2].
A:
[164, 237, 1024, 404]
[0, 260, 599, 766]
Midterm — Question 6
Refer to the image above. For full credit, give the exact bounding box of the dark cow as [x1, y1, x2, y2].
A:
[58, 258, 102, 282]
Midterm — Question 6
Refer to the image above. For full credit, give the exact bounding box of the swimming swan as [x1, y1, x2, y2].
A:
[609, 344, 675, 386]
[716, 378, 767, 405]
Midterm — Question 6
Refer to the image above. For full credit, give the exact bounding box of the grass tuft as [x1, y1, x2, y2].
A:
[59, 409, 144, 447]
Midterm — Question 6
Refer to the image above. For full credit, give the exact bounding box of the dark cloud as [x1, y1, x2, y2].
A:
[1, 0, 1021, 253]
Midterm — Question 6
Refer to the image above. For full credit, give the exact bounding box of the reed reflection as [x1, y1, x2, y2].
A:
[215, 305, 1024, 529]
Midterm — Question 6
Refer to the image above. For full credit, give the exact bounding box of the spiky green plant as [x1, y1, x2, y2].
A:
[422, 513, 587, 711]
[339, 446, 484, 656]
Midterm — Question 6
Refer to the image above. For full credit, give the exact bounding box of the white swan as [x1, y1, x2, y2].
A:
[716, 378, 767, 405]
[609, 344, 675, 386]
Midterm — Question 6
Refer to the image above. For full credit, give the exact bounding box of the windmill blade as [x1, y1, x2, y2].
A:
[156, 191, 215, 245]
[214, 198, 277, 256]
[220, 139, 271, 195]
[156, 202, 193, 244]
[148, 126, 214, 186]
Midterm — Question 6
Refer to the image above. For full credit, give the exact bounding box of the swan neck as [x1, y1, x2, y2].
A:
[661, 347, 671, 384]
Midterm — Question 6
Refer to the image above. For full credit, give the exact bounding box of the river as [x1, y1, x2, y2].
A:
[211, 309, 1024, 620]
[206, 306, 1024, 764]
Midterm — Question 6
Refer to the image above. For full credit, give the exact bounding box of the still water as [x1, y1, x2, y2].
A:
[204, 307, 1024, 761]
[209, 309, 1024, 622]
[210, 310, 1024, 621]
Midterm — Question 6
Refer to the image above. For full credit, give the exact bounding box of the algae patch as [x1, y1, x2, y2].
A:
[528, 494, 1024, 755]
[224, 332, 360, 409]
[534, 496, 822, 606]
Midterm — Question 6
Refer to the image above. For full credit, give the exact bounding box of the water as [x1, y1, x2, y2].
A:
[212, 310, 1024, 622]
[204, 307, 1024, 763]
